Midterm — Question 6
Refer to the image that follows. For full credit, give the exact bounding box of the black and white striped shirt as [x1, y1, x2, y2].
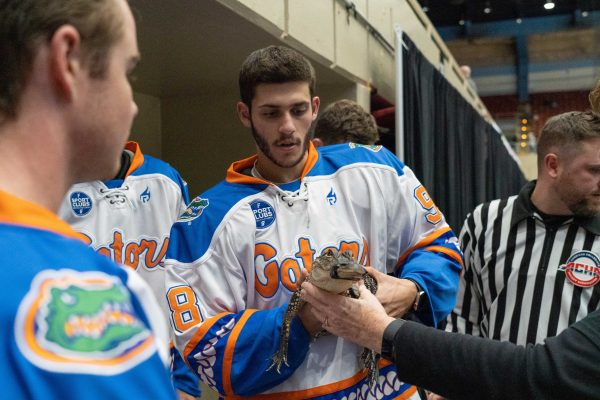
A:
[447, 181, 600, 345]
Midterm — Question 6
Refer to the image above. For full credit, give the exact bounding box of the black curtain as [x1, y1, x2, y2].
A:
[402, 34, 526, 231]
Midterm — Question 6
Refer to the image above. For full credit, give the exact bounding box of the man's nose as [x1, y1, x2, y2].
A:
[279, 112, 295, 135]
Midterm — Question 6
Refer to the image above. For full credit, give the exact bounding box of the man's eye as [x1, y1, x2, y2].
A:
[292, 107, 308, 116]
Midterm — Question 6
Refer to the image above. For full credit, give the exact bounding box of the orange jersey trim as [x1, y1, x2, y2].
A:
[223, 309, 258, 396]
[226, 155, 271, 185]
[394, 386, 418, 399]
[395, 226, 453, 271]
[183, 311, 233, 361]
[224, 359, 397, 400]
[225, 142, 320, 185]
[423, 245, 464, 269]
[0, 190, 85, 241]
[124, 141, 145, 177]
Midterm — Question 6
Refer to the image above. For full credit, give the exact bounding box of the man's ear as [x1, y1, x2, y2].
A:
[49, 25, 82, 103]
[545, 153, 560, 179]
[237, 101, 252, 128]
[311, 96, 320, 120]
[312, 137, 324, 148]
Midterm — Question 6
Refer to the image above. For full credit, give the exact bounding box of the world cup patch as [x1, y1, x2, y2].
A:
[558, 250, 600, 288]
[15, 269, 156, 375]
[179, 197, 209, 222]
[250, 199, 276, 229]
[69, 191, 93, 217]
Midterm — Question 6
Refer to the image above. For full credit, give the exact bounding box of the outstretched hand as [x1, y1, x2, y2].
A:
[300, 280, 394, 353]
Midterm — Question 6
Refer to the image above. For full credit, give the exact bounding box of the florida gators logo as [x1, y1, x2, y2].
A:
[558, 250, 600, 288]
[348, 143, 382, 152]
[15, 270, 156, 375]
[179, 197, 209, 222]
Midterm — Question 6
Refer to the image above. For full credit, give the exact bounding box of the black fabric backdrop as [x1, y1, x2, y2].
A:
[401, 34, 527, 231]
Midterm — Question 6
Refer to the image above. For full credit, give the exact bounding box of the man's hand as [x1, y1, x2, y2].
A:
[300, 281, 394, 353]
[365, 267, 418, 318]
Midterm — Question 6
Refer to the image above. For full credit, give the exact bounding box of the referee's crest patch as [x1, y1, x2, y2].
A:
[558, 250, 600, 288]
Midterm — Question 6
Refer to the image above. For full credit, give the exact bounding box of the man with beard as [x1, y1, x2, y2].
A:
[440, 111, 600, 396]
[163, 45, 462, 399]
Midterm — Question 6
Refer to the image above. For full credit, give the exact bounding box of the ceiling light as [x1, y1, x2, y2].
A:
[484, 1, 492, 14]
[544, 0, 555, 10]
[516, 17, 522, 23]
[423, 6, 429, 12]
[582, 10, 589, 17]
[459, 19, 465, 25]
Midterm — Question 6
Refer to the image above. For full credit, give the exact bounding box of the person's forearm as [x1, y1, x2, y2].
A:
[388, 318, 600, 400]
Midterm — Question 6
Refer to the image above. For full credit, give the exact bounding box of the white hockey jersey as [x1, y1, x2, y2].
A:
[59, 142, 199, 395]
[165, 143, 463, 399]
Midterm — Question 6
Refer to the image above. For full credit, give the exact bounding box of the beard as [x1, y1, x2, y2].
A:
[568, 197, 600, 217]
[250, 121, 309, 169]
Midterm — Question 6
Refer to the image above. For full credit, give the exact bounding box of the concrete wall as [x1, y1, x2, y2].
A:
[129, 0, 499, 197]
[130, 92, 162, 158]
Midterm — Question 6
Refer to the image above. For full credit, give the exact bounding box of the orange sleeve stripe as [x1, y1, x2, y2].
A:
[393, 386, 418, 399]
[424, 245, 464, 268]
[222, 309, 258, 396]
[183, 311, 233, 360]
[395, 226, 452, 270]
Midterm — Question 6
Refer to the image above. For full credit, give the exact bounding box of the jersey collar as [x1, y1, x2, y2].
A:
[226, 141, 319, 185]
[123, 141, 145, 178]
[0, 190, 86, 241]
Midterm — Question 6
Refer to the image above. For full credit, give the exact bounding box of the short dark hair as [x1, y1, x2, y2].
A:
[238, 45, 316, 106]
[590, 80, 600, 113]
[313, 99, 379, 145]
[0, 0, 124, 120]
[537, 111, 600, 167]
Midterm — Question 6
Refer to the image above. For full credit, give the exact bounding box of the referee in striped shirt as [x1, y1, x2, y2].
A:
[448, 110, 600, 347]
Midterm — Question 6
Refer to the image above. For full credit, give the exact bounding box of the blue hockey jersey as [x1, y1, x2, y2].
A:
[1, 190, 175, 399]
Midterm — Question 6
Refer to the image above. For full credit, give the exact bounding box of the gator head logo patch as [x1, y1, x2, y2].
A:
[15, 270, 156, 375]
[558, 250, 600, 288]
[179, 197, 209, 222]
[348, 143, 382, 152]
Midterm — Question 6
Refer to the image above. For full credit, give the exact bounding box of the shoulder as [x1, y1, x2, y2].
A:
[6, 231, 160, 377]
[463, 195, 519, 230]
[132, 154, 185, 186]
[312, 143, 406, 177]
[168, 180, 266, 262]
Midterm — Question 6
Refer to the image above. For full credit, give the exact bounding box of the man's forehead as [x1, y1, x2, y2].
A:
[252, 82, 311, 106]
